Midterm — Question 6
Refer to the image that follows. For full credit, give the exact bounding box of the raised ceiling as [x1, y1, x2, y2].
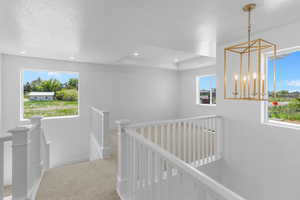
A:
[0, 0, 300, 70]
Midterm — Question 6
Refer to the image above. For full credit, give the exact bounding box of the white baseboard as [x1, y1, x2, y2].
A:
[51, 156, 88, 169]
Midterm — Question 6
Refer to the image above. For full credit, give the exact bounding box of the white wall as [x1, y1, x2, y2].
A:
[1, 55, 179, 168]
[217, 21, 300, 200]
[0, 54, 2, 133]
[178, 66, 216, 117]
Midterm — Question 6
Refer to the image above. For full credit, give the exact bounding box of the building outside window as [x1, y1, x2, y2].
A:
[266, 47, 300, 127]
[196, 75, 216, 105]
[22, 70, 79, 119]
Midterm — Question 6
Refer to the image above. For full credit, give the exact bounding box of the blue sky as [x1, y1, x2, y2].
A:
[268, 50, 300, 92]
[23, 70, 79, 84]
[198, 50, 300, 92]
[199, 75, 216, 90]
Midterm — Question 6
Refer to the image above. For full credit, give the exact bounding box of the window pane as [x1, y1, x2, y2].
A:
[268, 50, 300, 124]
[198, 75, 216, 105]
[211, 76, 216, 104]
[23, 70, 79, 119]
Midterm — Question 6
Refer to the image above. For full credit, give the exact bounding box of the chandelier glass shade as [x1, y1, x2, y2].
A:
[224, 4, 277, 101]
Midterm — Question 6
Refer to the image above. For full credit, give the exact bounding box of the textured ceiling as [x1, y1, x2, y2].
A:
[0, 0, 299, 70]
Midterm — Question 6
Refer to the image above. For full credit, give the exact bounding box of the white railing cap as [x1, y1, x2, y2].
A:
[90, 106, 109, 114]
[30, 116, 43, 125]
[8, 126, 30, 134]
[115, 119, 130, 126]
[128, 115, 221, 128]
[0, 133, 12, 142]
[30, 116, 43, 119]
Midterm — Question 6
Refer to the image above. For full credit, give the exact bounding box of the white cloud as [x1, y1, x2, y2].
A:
[286, 80, 300, 87]
[48, 72, 58, 76]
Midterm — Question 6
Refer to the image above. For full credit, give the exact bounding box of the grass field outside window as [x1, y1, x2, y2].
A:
[22, 70, 79, 119]
[266, 48, 300, 126]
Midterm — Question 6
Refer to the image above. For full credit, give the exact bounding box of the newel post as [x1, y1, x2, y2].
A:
[101, 111, 111, 158]
[30, 116, 42, 128]
[115, 119, 130, 195]
[8, 126, 30, 200]
[30, 116, 43, 179]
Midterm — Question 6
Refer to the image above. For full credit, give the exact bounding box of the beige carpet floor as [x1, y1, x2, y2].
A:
[36, 131, 120, 200]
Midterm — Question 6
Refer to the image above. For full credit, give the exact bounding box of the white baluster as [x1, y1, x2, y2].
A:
[179, 171, 184, 200]
[213, 118, 217, 160]
[150, 150, 155, 200]
[172, 123, 176, 155]
[143, 145, 147, 199]
[206, 119, 210, 163]
[115, 119, 130, 195]
[144, 146, 149, 200]
[197, 120, 201, 163]
[178, 122, 181, 160]
[212, 118, 215, 159]
[166, 162, 171, 200]
[183, 122, 187, 162]
[141, 127, 145, 137]
[0, 139, 4, 200]
[167, 123, 171, 153]
[201, 120, 205, 163]
[208, 118, 212, 161]
[132, 137, 137, 200]
[193, 121, 197, 166]
[101, 111, 111, 158]
[157, 156, 162, 200]
[154, 125, 158, 145]
[161, 125, 165, 149]
[137, 142, 141, 198]
[147, 147, 151, 200]
[188, 121, 192, 164]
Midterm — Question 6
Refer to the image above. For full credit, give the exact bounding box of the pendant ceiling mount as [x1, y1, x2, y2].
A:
[242, 3, 256, 12]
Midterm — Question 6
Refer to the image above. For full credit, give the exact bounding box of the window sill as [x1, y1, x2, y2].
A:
[263, 120, 300, 130]
[20, 115, 80, 122]
[196, 104, 216, 107]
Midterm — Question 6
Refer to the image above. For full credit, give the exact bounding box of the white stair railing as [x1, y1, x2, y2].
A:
[89, 107, 111, 160]
[116, 116, 247, 200]
[0, 116, 50, 200]
[127, 115, 223, 167]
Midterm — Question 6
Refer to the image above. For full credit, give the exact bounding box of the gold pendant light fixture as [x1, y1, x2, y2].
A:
[224, 3, 277, 101]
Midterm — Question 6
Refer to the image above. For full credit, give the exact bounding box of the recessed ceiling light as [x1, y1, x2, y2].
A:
[133, 52, 140, 57]
[20, 51, 26, 55]
[69, 56, 75, 60]
[174, 58, 179, 63]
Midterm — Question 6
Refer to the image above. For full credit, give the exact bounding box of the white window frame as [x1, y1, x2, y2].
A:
[196, 74, 216, 106]
[262, 46, 300, 130]
[20, 69, 80, 121]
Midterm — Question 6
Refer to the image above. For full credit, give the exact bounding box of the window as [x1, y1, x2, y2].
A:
[265, 47, 300, 127]
[22, 70, 79, 119]
[196, 75, 216, 105]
